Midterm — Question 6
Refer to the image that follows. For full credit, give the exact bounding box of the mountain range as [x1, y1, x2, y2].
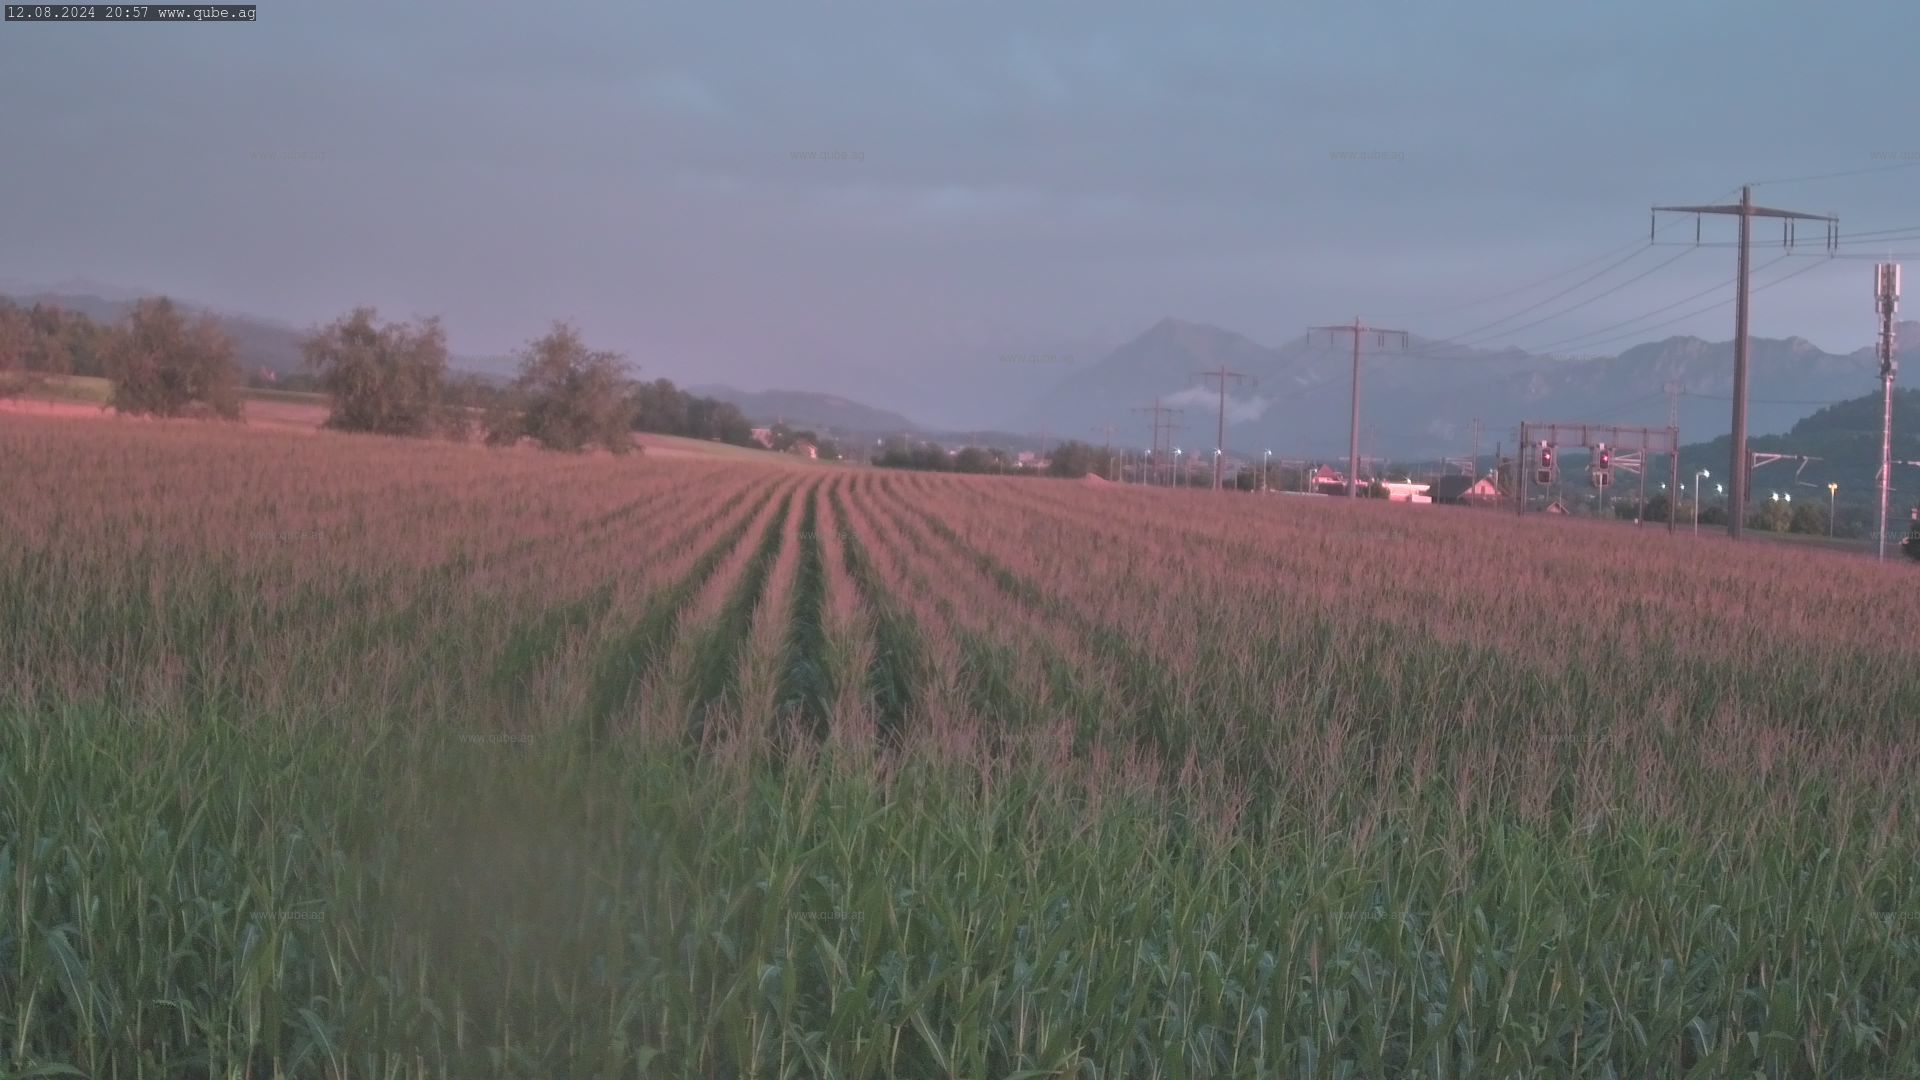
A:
[7, 279, 1910, 458]
[686, 385, 921, 437]
[1012, 317, 1904, 462]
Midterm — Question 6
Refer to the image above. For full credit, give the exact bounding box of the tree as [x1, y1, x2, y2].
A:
[104, 297, 242, 419]
[441, 373, 508, 442]
[629, 377, 690, 435]
[1749, 499, 1792, 533]
[1788, 503, 1826, 535]
[485, 322, 636, 453]
[302, 307, 453, 437]
[952, 446, 996, 473]
[0, 302, 30, 396]
[1046, 440, 1113, 478]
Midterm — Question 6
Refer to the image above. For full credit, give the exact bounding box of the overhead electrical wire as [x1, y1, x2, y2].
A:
[1392, 236, 1658, 322]
[1391, 187, 1740, 330]
[1748, 159, 1920, 188]
[1517, 255, 1835, 355]
[1515, 253, 1789, 356]
[1411, 245, 1662, 348]
[1434, 247, 1698, 351]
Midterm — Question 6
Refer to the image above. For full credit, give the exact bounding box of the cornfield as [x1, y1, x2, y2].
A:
[4, 413, 1919, 1077]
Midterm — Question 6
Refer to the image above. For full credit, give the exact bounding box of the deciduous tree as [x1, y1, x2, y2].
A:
[485, 322, 636, 453]
[104, 297, 242, 419]
[303, 307, 452, 437]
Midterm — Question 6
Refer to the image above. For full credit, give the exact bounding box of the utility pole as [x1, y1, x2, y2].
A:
[1469, 418, 1482, 478]
[1133, 399, 1182, 487]
[1307, 318, 1408, 497]
[1653, 187, 1837, 539]
[1196, 365, 1253, 491]
[1092, 424, 1118, 481]
[1877, 263, 1900, 561]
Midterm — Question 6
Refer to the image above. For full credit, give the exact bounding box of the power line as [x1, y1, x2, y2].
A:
[1654, 223, 1920, 248]
[1439, 247, 1698, 349]
[1394, 188, 1740, 331]
[1516, 253, 1789, 355]
[1416, 245, 1657, 347]
[1392, 236, 1654, 322]
[1779, 250, 1920, 260]
[1524, 255, 1830, 356]
[1679, 390, 1851, 407]
[1749, 160, 1920, 188]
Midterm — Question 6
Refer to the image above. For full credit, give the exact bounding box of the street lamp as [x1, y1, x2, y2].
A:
[1693, 469, 1710, 534]
[1174, 448, 1183, 487]
[1263, 449, 1273, 492]
[1829, 481, 1839, 536]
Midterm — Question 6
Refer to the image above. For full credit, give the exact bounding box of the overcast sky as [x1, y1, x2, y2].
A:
[3, 0, 1916, 428]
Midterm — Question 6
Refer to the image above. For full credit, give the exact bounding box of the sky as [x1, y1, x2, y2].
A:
[3, 0, 1918, 429]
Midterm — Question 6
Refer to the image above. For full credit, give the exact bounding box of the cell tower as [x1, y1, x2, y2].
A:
[1877, 263, 1900, 562]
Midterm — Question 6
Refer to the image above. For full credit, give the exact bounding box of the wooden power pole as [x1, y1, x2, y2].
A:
[1308, 318, 1407, 497]
[1652, 187, 1837, 539]
[1196, 366, 1252, 492]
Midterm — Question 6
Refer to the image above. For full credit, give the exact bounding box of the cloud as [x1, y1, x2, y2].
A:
[1165, 386, 1273, 426]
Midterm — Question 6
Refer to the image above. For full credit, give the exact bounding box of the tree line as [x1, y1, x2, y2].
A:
[873, 438, 1119, 478]
[0, 297, 792, 456]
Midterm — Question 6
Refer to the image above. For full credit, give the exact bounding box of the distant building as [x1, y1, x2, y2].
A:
[1379, 481, 1432, 503]
[1460, 478, 1504, 506]
[787, 440, 818, 460]
[1310, 465, 1346, 495]
[751, 427, 775, 449]
[1430, 475, 1504, 506]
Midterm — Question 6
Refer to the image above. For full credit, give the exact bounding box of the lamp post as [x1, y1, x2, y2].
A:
[1174, 448, 1183, 487]
[1829, 482, 1839, 536]
[1213, 448, 1223, 492]
[1693, 469, 1710, 534]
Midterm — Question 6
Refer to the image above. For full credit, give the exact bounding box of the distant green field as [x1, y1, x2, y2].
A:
[10, 376, 328, 409]
[637, 431, 840, 463]
[241, 386, 329, 406]
[19, 373, 112, 403]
